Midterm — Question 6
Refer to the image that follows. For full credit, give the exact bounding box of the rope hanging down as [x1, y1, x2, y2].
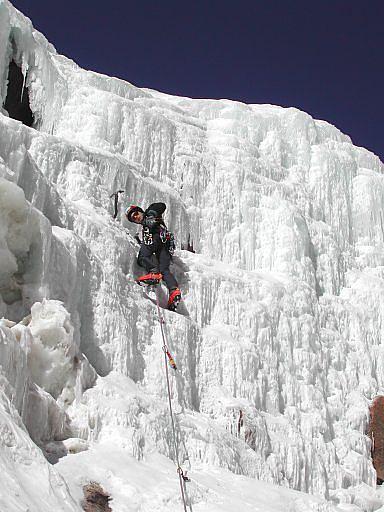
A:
[154, 286, 190, 512]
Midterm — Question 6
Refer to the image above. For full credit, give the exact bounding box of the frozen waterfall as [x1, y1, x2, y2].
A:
[0, 1, 384, 510]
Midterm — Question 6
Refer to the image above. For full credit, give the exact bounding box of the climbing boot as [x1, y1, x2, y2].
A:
[137, 272, 162, 286]
[168, 288, 182, 311]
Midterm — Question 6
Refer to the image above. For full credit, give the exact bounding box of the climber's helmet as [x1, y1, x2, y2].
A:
[126, 205, 144, 224]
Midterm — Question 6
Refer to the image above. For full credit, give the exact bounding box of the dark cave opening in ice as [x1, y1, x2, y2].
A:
[3, 60, 34, 127]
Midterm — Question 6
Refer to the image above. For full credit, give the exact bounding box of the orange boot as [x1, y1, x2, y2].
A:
[168, 288, 182, 311]
[137, 272, 162, 286]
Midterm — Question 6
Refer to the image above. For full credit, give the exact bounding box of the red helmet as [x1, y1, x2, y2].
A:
[125, 205, 144, 222]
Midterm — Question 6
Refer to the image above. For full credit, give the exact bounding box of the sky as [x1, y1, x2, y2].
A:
[11, 0, 384, 161]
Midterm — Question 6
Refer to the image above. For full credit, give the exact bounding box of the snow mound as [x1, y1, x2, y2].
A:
[29, 299, 81, 405]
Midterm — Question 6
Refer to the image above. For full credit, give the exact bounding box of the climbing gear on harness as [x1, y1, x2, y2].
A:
[159, 227, 176, 255]
[153, 286, 189, 511]
[168, 288, 182, 311]
[136, 272, 162, 286]
[166, 231, 176, 256]
[110, 190, 124, 219]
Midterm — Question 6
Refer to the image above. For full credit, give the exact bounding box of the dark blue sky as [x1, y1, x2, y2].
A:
[12, 0, 384, 161]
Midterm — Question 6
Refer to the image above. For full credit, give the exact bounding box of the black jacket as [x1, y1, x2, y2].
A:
[143, 203, 166, 229]
[142, 203, 167, 245]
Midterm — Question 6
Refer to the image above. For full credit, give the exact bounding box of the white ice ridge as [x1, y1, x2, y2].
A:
[1, 0, 384, 510]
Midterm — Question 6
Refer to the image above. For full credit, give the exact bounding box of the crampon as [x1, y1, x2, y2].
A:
[136, 272, 162, 286]
[168, 288, 182, 311]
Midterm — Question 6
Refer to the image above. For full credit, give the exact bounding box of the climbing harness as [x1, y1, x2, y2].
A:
[160, 226, 176, 256]
[110, 190, 125, 219]
[153, 286, 190, 511]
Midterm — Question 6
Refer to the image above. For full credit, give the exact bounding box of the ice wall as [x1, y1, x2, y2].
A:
[1, 0, 384, 510]
[0, 311, 88, 511]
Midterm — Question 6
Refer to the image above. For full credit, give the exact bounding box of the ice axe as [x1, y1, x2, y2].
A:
[110, 190, 125, 219]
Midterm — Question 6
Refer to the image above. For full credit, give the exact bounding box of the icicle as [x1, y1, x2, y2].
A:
[20, 57, 28, 102]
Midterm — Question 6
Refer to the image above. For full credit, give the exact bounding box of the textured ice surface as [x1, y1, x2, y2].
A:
[0, 0, 384, 510]
[0, 320, 80, 511]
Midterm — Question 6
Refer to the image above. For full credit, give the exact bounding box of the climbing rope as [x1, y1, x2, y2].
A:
[154, 286, 190, 512]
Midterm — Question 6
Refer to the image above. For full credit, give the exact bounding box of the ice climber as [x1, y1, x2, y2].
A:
[126, 202, 181, 311]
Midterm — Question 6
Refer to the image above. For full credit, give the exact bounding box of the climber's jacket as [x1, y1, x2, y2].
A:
[141, 203, 172, 250]
[142, 203, 166, 239]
